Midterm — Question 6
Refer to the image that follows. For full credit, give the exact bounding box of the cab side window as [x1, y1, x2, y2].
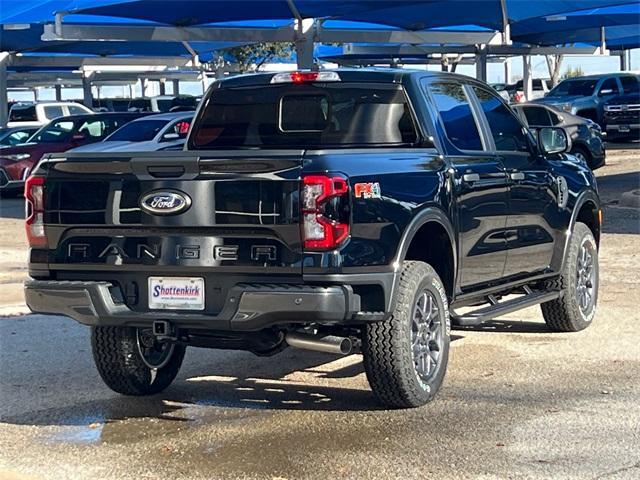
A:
[472, 86, 529, 152]
[427, 82, 484, 151]
[598, 78, 619, 96]
[43, 106, 65, 120]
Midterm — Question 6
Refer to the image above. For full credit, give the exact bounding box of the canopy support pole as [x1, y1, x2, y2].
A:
[523, 55, 533, 101]
[504, 58, 511, 84]
[620, 50, 629, 71]
[475, 46, 487, 82]
[82, 72, 94, 108]
[499, 0, 511, 45]
[55, 84, 62, 101]
[0, 53, 10, 128]
[159, 79, 166, 95]
[173, 79, 180, 95]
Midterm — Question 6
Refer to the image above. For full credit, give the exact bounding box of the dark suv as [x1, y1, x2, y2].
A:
[534, 73, 640, 128]
[25, 70, 601, 408]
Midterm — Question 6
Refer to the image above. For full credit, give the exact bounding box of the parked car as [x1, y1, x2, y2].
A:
[533, 73, 640, 128]
[0, 126, 39, 147]
[92, 98, 132, 112]
[513, 103, 605, 169]
[603, 76, 640, 142]
[25, 70, 602, 409]
[0, 112, 147, 194]
[70, 112, 193, 152]
[490, 83, 510, 101]
[7, 101, 93, 127]
[505, 79, 549, 103]
[125, 95, 199, 113]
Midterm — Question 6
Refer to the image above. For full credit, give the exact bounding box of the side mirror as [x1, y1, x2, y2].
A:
[537, 127, 569, 155]
[162, 133, 180, 141]
[599, 88, 614, 97]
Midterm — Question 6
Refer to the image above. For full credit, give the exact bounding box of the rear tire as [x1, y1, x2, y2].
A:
[541, 222, 599, 332]
[91, 326, 186, 395]
[362, 261, 450, 408]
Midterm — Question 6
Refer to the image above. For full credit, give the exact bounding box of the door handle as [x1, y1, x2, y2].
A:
[510, 171, 525, 181]
[462, 173, 480, 183]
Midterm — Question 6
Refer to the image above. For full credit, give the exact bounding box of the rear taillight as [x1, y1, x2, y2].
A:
[302, 175, 350, 251]
[25, 175, 46, 247]
[514, 91, 526, 103]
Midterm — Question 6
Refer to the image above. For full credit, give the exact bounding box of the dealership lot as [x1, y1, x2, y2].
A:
[0, 147, 638, 480]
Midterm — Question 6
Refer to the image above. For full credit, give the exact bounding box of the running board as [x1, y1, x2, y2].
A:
[450, 289, 560, 326]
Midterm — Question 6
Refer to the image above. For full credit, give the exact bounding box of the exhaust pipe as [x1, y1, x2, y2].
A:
[285, 332, 353, 355]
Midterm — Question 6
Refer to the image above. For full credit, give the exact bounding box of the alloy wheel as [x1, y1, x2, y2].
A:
[576, 239, 597, 318]
[411, 290, 444, 382]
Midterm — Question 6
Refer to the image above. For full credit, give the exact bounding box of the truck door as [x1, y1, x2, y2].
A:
[469, 85, 562, 278]
[424, 80, 509, 290]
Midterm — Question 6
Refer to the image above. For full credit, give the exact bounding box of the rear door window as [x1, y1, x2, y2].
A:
[620, 76, 640, 95]
[472, 86, 529, 152]
[190, 83, 418, 149]
[427, 82, 484, 151]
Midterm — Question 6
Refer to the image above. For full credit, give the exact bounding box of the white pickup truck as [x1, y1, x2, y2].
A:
[7, 102, 93, 127]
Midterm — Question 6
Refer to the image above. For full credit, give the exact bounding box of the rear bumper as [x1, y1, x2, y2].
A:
[25, 279, 367, 331]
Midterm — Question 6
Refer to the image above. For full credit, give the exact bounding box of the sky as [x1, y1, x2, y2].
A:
[8, 48, 640, 102]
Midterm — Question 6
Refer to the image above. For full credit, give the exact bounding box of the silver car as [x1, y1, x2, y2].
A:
[69, 112, 193, 152]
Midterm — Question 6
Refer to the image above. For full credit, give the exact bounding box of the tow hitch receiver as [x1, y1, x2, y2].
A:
[152, 320, 175, 341]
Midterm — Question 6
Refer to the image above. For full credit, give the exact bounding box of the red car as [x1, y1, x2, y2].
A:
[0, 112, 147, 195]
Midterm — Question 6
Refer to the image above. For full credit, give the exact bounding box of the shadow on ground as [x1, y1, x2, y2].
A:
[0, 198, 24, 220]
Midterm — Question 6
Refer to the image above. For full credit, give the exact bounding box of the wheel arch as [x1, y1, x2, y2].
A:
[394, 208, 457, 300]
[561, 189, 601, 270]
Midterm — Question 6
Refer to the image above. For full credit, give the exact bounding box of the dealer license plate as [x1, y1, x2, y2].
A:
[618, 125, 630, 133]
[148, 277, 205, 310]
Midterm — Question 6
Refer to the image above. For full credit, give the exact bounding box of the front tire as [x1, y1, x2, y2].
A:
[91, 326, 186, 395]
[362, 261, 450, 408]
[570, 145, 591, 167]
[541, 222, 599, 332]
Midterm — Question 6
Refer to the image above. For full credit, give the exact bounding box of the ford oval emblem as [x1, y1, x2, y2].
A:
[140, 190, 191, 215]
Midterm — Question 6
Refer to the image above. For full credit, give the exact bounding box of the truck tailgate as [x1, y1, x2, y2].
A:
[37, 151, 303, 314]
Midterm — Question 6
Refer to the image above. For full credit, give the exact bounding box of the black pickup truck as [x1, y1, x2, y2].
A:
[24, 70, 601, 408]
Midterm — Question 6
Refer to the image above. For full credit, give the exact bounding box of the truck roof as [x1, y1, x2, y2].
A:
[215, 68, 477, 88]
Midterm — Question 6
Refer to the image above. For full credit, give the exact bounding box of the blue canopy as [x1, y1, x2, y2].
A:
[512, 3, 640, 40]
[38, 0, 637, 31]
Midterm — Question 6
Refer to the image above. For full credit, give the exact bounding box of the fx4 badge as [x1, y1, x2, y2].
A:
[354, 182, 381, 199]
[556, 176, 569, 208]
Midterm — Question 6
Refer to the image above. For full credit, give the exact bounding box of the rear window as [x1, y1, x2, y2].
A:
[107, 119, 168, 142]
[9, 105, 37, 122]
[189, 83, 418, 149]
[549, 79, 598, 97]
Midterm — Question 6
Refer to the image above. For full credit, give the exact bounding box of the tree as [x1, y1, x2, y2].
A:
[545, 54, 564, 87]
[562, 66, 585, 80]
[225, 43, 295, 73]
